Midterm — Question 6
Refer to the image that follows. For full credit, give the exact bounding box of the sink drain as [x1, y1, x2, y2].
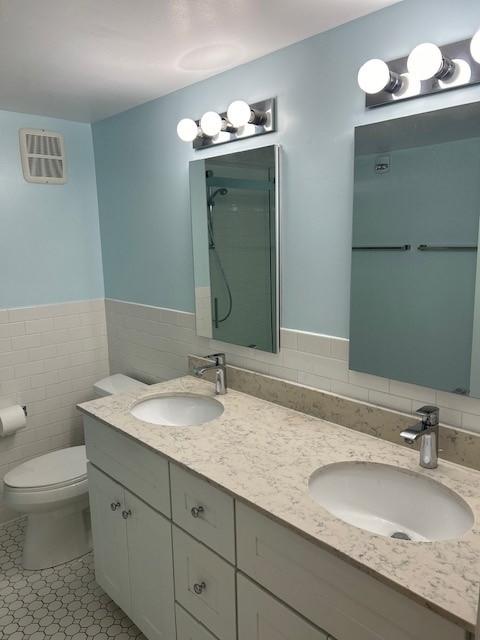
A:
[391, 531, 412, 540]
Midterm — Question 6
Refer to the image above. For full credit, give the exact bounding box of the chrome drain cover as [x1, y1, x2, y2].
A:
[391, 531, 411, 540]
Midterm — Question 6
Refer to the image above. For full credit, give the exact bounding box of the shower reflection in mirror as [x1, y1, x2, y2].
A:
[190, 145, 280, 353]
[350, 102, 480, 397]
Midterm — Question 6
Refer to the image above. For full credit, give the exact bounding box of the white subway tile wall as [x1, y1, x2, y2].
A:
[0, 299, 109, 523]
[105, 298, 480, 435]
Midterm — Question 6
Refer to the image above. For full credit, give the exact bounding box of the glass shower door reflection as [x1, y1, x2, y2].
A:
[190, 145, 279, 353]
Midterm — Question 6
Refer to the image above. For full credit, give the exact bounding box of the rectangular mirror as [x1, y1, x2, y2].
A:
[190, 145, 280, 352]
[350, 101, 480, 397]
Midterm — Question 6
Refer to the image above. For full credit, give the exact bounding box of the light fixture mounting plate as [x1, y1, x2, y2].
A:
[367, 38, 480, 108]
[193, 98, 276, 150]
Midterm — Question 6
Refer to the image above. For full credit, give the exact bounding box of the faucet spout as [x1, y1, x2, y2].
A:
[400, 422, 437, 444]
[192, 353, 227, 395]
[400, 406, 439, 469]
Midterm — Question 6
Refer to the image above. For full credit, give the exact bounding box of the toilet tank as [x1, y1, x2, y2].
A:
[93, 374, 148, 397]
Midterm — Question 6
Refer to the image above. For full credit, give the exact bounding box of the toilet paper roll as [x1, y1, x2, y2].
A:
[0, 405, 26, 437]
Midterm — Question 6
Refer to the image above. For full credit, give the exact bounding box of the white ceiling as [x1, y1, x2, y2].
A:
[0, 0, 400, 123]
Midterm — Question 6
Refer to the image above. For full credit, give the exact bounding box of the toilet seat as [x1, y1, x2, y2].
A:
[4, 445, 87, 491]
[3, 445, 91, 570]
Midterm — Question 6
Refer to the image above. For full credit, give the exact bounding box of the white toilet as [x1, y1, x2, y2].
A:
[3, 373, 147, 570]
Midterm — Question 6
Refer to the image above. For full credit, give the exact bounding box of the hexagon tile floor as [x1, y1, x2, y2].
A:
[0, 518, 146, 640]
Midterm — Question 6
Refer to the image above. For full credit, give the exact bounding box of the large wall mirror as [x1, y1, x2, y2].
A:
[190, 145, 280, 352]
[350, 102, 480, 397]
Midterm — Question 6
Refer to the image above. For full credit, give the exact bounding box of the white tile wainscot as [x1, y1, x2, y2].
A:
[105, 298, 480, 436]
[0, 299, 109, 523]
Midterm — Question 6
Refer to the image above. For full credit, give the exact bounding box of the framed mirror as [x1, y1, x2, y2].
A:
[350, 102, 480, 397]
[190, 145, 280, 352]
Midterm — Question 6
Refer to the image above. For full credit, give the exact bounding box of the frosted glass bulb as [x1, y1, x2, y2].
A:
[227, 100, 252, 127]
[407, 43, 443, 80]
[471, 30, 480, 63]
[176, 118, 198, 142]
[200, 111, 222, 137]
[357, 59, 392, 94]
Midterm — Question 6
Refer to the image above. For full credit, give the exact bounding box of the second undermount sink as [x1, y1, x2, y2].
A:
[130, 393, 224, 427]
[308, 461, 474, 542]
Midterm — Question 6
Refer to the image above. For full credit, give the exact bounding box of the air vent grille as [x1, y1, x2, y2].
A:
[19, 128, 66, 184]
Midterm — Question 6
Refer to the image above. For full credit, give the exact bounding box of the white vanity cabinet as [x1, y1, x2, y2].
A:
[88, 463, 176, 640]
[84, 416, 469, 640]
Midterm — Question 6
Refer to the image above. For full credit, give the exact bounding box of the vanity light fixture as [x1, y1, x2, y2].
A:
[359, 33, 480, 108]
[226, 100, 268, 127]
[176, 118, 199, 142]
[199, 111, 223, 137]
[357, 59, 402, 95]
[407, 43, 455, 81]
[176, 97, 276, 150]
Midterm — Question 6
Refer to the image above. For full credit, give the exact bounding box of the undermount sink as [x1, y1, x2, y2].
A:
[308, 461, 474, 542]
[130, 393, 224, 427]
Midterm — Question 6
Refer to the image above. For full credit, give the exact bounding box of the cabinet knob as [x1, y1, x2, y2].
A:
[121, 509, 132, 519]
[110, 501, 121, 511]
[190, 505, 204, 518]
[193, 581, 206, 595]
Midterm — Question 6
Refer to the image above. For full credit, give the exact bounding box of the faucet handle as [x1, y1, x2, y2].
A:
[415, 405, 439, 426]
[205, 353, 226, 366]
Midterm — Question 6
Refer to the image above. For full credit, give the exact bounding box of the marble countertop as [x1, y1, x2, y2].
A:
[78, 376, 480, 631]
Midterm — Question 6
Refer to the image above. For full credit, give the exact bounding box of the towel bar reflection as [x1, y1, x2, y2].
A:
[352, 244, 411, 251]
[417, 244, 478, 251]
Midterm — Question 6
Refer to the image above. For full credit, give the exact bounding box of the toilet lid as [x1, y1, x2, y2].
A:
[4, 446, 87, 489]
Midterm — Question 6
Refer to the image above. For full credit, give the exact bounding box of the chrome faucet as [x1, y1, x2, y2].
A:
[193, 353, 227, 395]
[400, 405, 439, 469]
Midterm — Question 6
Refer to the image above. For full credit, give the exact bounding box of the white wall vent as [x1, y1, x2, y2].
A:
[19, 128, 67, 184]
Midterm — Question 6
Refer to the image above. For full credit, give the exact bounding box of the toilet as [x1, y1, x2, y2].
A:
[3, 373, 147, 570]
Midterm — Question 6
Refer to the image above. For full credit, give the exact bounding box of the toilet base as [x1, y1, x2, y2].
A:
[23, 502, 92, 570]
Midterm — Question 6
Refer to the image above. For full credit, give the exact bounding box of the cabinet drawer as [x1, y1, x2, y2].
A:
[238, 573, 328, 640]
[236, 502, 464, 640]
[173, 526, 236, 640]
[175, 605, 217, 640]
[170, 463, 235, 562]
[84, 416, 170, 516]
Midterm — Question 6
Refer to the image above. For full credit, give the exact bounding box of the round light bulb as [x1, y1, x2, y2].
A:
[200, 111, 222, 137]
[407, 43, 443, 80]
[227, 100, 252, 127]
[357, 59, 392, 94]
[470, 30, 480, 63]
[176, 118, 198, 142]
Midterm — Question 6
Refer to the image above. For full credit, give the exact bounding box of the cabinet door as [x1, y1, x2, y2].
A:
[125, 490, 176, 640]
[87, 463, 131, 614]
[237, 574, 328, 640]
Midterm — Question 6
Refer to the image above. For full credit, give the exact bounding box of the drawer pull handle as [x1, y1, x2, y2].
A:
[121, 509, 132, 519]
[193, 581, 206, 595]
[191, 506, 204, 518]
[110, 501, 121, 511]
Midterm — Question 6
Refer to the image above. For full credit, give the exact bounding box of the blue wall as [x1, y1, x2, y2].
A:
[93, 0, 480, 337]
[1, 110, 104, 308]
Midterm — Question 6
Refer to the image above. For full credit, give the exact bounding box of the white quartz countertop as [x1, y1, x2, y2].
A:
[78, 376, 480, 631]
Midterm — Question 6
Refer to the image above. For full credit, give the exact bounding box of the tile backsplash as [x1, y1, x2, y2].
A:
[0, 299, 109, 522]
[105, 298, 480, 435]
